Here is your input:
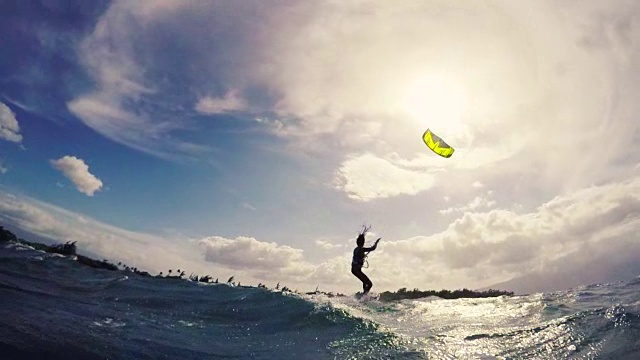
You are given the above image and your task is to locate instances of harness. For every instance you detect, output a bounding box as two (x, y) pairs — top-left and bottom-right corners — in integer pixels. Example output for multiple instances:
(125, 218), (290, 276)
(352, 248), (370, 269)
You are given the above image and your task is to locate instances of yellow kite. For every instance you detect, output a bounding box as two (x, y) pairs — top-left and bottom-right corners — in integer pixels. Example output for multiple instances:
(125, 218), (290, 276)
(422, 129), (454, 158)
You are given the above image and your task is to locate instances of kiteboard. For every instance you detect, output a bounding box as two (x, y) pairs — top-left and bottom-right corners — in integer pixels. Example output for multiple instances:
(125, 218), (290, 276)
(355, 292), (378, 301)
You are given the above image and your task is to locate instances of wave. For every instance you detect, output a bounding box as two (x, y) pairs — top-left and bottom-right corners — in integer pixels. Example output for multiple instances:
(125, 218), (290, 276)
(0, 243), (419, 359)
(3, 241), (640, 359)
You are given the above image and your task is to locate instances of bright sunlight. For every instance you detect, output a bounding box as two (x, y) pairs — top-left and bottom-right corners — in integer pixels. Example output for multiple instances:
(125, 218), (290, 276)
(400, 74), (468, 138)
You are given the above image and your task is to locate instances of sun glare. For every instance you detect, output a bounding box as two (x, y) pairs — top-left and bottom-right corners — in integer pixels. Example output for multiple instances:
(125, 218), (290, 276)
(401, 74), (467, 137)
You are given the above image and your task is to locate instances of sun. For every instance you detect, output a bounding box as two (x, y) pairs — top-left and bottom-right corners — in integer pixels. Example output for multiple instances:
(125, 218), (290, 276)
(400, 74), (468, 137)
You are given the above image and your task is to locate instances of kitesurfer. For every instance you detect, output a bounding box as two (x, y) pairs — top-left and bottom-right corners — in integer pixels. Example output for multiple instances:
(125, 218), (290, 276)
(351, 226), (380, 294)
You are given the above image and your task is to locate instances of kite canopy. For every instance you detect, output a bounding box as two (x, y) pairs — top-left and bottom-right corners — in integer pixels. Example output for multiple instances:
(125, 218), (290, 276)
(422, 129), (454, 158)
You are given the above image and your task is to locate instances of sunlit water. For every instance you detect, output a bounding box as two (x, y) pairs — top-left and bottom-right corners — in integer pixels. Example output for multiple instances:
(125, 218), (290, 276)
(1, 242), (639, 359)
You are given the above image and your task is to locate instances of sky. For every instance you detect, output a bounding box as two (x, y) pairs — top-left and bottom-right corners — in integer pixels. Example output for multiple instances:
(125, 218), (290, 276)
(1, 0), (639, 295)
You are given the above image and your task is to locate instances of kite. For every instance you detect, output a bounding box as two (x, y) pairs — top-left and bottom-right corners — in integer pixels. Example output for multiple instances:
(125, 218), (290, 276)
(422, 129), (454, 158)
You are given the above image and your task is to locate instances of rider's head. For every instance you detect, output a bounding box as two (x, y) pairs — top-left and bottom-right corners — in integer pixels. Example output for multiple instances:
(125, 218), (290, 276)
(356, 234), (365, 247)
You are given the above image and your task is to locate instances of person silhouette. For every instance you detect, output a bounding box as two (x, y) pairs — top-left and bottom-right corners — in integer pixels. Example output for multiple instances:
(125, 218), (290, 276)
(351, 225), (380, 294)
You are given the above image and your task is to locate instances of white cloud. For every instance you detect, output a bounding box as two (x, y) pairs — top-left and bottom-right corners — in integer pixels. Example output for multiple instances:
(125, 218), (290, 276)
(199, 236), (315, 281)
(0, 102), (22, 143)
(440, 195), (497, 215)
(0, 190), (353, 292)
(269, 0), (640, 202)
(315, 239), (342, 250)
(66, 1), (640, 206)
(0, 190), (304, 287)
(0, 161), (7, 174)
(367, 177), (640, 293)
(7, 0), (640, 295)
(334, 153), (436, 201)
(0, 190), (206, 277)
(242, 202), (257, 211)
(1, 176), (640, 294)
(66, 95), (184, 160)
(195, 90), (247, 114)
(50, 156), (103, 196)
(252, 1), (546, 153)
(66, 2), (208, 159)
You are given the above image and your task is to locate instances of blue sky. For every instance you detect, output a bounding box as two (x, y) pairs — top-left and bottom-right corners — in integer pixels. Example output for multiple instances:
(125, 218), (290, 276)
(1, 0), (640, 294)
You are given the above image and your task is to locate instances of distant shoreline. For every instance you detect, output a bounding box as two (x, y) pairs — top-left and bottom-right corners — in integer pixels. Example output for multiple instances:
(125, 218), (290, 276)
(0, 225), (513, 301)
(378, 287), (513, 302)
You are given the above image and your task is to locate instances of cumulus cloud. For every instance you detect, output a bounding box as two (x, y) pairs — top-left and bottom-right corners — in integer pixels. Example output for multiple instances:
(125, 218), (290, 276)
(199, 236), (314, 281)
(2, 175), (640, 294)
(315, 239), (342, 250)
(195, 90), (247, 114)
(333, 153), (437, 201)
(0, 190), (323, 291)
(0, 102), (22, 143)
(184, 176), (640, 293)
(0, 189), (359, 292)
(440, 194), (496, 215)
(362, 177), (640, 293)
(50, 156), (103, 196)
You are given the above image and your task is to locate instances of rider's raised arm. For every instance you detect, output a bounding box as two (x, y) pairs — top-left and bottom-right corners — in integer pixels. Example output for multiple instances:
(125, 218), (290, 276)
(364, 238), (381, 252)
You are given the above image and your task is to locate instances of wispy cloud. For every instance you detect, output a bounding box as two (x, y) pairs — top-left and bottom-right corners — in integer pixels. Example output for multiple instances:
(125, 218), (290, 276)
(440, 193), (496, 215)
(196, 90), (247, 115)
(0, 102), (22, 143)
(242, 202), (257, 211)
(66, 2), (207, 159)
(0, 190), (208, 277)
(50, 156), (103, 196)
(65, 1), (640, 205)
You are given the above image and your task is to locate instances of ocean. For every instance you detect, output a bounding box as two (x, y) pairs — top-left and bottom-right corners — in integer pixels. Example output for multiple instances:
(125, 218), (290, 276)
(1, 241), (640, 359)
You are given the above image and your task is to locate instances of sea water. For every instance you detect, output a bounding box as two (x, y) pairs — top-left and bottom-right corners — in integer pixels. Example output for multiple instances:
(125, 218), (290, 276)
(1, 242), (640, 359)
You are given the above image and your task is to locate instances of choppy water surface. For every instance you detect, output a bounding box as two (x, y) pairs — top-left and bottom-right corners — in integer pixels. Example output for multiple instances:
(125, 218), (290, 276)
(1, 242), (639, 359)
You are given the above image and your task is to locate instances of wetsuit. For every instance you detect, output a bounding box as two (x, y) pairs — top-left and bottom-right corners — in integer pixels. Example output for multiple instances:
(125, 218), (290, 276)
(351, 243), (377, 293)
